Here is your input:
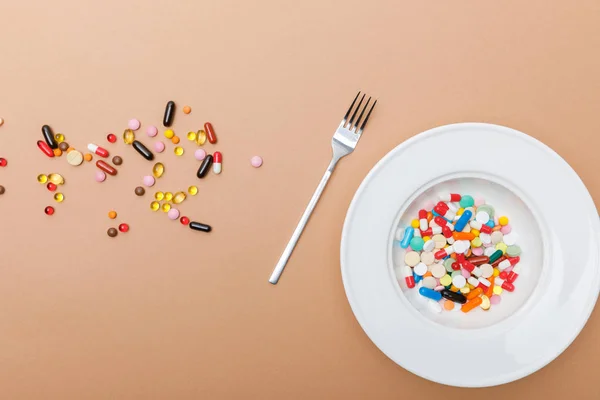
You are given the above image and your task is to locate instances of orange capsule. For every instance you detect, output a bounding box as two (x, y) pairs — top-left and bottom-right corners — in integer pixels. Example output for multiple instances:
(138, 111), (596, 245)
(485, 277), (495, 298)
(461, 297), (483, 313)
(493, 225), (502, 231)
(426, 211), (433, 222)
(453, 232), (475, 241)
(466, 287), (483, 300)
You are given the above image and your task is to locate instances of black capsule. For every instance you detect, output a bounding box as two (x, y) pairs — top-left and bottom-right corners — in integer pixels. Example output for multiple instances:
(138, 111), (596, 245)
(163, 100), (175, 127)
(196, 154), (213, 178)
(42, 125), (58, 149)
(189, 221), (212, 232)
(441, 289), (467, 304)
(132, 140), (154, 161)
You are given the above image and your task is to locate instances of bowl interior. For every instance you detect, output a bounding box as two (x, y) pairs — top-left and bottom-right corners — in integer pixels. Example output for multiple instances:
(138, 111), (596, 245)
(391, 175), (543, 329)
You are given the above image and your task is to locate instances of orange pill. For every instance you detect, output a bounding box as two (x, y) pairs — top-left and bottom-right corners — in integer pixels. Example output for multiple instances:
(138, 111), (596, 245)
(426, 211), (433, 222)
(183, 106), (191, 114)
(108, 210), (117, 219)
(450, 253), (457, 259)
(84, 153), (93, 162)
(466, 287), (483, 300)
(453, 232), (475, 241)
(461, 297), (482, 313)
(466, 248), (472, 257)
(423, 271), (433, 278)
(485, 277), (495, 298)
(443, 300), (455, 311)
(171, 135), (180, 144)
(53, 148), (62, 157)
(493, 225), (502, 231)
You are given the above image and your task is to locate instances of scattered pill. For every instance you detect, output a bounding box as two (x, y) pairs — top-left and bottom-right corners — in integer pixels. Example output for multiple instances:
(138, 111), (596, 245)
(180, 216), (190, 225)
(96, 160), (117, 176)
(128, 119), (141, 130)
(189, 221), (212, 232)
(118, 223), (129, 233)
(37, 174), (48, 184)
(42, 125), (58, 149)
(110, 156), (122, 166)
(107, 133), (117, 143)
(251, 156), (263, 168)
(183, 105), (191, 114)
(188, 186), (198, 195)
(213, 151), (222, 174)
(163, 101), (175, 127)
(123, 129), (135, 144)
(167, 208), (180, 220)
(38, 140), (54, 157)
(204, 122), (217, 144)
(88, 143), (109, 158)
(53, 148), (63, 157)
(84, 153), (93, 162)
(95, 171), (106, 182)
(155, 191), (164, 201)
(194, 149), (207, 161)
(44, 206), (55, 215)
(107, 227), (118, 237)
(134, 186), (145, 196)
(146, 126), (158, 137)
(48, 173), (65, 185)
(196, 129), (207, 145)
(164, 192), (173, 202)
(0, 185), (5, 195)
(164, 129), (174, 139)
(47, 182), (57, 191)
(143, 175), (155, 187)
(161, 203), (171, 212)
(197, 154), (213, 178)
(108, 211), (117, 219)
(132, 140), (154, 161)
(58, 142), (69, 152)
(172, 136), (181, 145)
(67, 150), (84, 166)
(150, 201), (160, 211)
(187, 131), (197, 141)
(173, 192), (186, 204)
(174, 146), (184, 156)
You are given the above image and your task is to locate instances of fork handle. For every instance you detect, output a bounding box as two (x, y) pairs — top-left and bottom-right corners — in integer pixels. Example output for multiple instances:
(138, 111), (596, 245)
(269, 159), (338, 284)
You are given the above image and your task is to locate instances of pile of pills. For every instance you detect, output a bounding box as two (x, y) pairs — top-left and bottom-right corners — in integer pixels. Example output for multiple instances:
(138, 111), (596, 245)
(106, 210), (130, 238)
(395, 194), (522, 313)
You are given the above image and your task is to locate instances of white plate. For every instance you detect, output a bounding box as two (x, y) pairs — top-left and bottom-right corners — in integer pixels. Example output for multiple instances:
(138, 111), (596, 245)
(340, 123), (600, 387)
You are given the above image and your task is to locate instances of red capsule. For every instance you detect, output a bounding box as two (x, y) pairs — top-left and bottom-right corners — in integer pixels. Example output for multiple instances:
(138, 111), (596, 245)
(180, 216), (190, 225)
(204, 122), (217, 144)
(491, 255), (507, 267)
(96, 160), (117, 176)
(442, 225), (453, 238)
(434, 216), (447, 226)
(88, 143), (109, 158)
(480, 224), (492, 234)
(499, 270), (508, 280)
(461, 260), (475, 273)
(441, 193), (461, 202)
(436, 202), (449, 212)
(47, 182), (57, 191)
(0, 158), (7, 167)
(118, 223), (129, 232)
(38, 140), (54, 157)
(501, 281), (515, 292)
(44, 206), (55, 215)
(107, 133), (117, 143)
(418, 209), (427, 219)
(507, 265), (521, 283)
(405, 276), (415, 289)
(506, 256), (520, 265)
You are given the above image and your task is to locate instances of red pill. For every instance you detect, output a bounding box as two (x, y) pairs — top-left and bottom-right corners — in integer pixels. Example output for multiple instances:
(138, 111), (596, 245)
(47, 182), (57, 191)
(107, 133), (117, 143)
(461, 260), (476, 273)
(38, 140), (54, 157)
(118, 223), (129, 232)
(501, 281), (515, 292)
(180, 216), (190, 225)
(44, 206), (55, 215)
(88, 143), (109, 158)
(405, 275), (415, 289)
(96, 160), (117, 176)
(499, 270), (508, 280)
(204, 122), (217, 144)
(440, 193), (461, 202)
(0, 158), (7, 167)
(442, 225), (453, 238)
(507, 265), (522, 283)
(451, 262), (460, 271)
(434, 216), (447, 226)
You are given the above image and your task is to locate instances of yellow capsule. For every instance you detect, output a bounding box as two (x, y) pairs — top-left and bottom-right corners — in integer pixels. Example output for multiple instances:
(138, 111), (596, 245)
(449, 285), (459, 292)
(188, 185), (198, 195)
(54, 133), (65, 143)
(470, 229), (480, 237)
(495, 242), (508, 254)
(123, 129), (136, 145)
(150, 201), (160, 211)
(457, 208), (464, 216)
(422, 236), (431, 242)
(152, 162), (165, 178)
(196, 129), (207, 145)
(155, 191), (165, 201)
(164, 192), (173, 202)
(493, 285), (503, 295)
(164, 129), (174, 139)
(48, 173), (65, 185)
(173, 191), (186, 204)
(187, 131), (197, 141)
(37, 174), (48, 184)
(411, 219), (419, 228)
(161, 203), (171, 212)
(53, 192), (64, 202)
(493, 268), (500, 277)
(480, 295), (491, 310)
(174, 146), (184, 156)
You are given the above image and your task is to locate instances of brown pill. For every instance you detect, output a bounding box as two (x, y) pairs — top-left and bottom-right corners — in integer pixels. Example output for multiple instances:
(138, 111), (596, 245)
(107, 227), (118, 238)
(467, 255), (489, 265)
(134, 186), (145, 196)
(491, 255), (507, 267)
(96, 160), (117, 176)
(58, 142), (70, 151)
(112, 156), (123, 166)
(0, 185), (5, 195)
(204, 122), (217, 144)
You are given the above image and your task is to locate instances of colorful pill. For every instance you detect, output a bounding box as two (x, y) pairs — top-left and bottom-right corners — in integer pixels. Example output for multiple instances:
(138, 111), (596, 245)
(37, 140), (54, 157)
(434, 245), (455, 259)
(404, 265), (415, 288)
(96, 160), (117, 176)
(132, 140), (154, 161)
(42, 125), (58, 149)
(189, 221), (212, 232)
(440, 193), (461, 202)
(213, 151), (222, 174)
(453, 231), (475, 241)
(204, 122), (217, 144)
(454, 210), (472, 232)
(88, 143), (109, 158)
(466, 287), (483, 300)
(400, 227), (414, 248)
(488, 249), (503, 264)
(163, 101), (175, 127)
(197, 154), (213, 178)
(469, 220), (492, 234)
(467, 255), (489, 265)
(419, 209), (428, 231)
(441, 289), (467, 304)
(419, 287), (442, 301)
(461, 297), (482, 313)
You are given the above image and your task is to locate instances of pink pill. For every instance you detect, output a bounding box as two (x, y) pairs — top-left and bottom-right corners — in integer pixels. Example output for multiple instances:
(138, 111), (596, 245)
(461, 269), (470, 278)
(128, 119), (141, 130)
(250, 156), (263, 168)
(501, 225), (512, 234)
(194, 149), (207, 161)
(474, 197), (485, 207)
(95, 171), (106, 182)
(406, 246), (412, 252)
(143, 175), (155, 187)
(490, 295), (501, 305)
(167, 208), (180, 220)
(434, 285), (444, 291)
(146, 125), (158, 137)
(423, 200), (435, 210)
(471, 247), (484, 256)
(154, 141), (165, 153)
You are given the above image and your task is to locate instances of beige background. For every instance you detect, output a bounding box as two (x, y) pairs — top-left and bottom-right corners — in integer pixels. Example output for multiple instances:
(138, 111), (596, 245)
(0, 0), (599, 398)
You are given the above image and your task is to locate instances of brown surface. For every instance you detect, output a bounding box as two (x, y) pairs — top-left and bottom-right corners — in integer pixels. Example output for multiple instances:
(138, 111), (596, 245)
(0, 1), (599, 399)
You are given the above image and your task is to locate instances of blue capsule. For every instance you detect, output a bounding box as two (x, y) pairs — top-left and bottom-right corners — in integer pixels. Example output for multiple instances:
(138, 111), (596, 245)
(400, 227), (414, 249)
(431, 210), (452, 222)
(413, 271), (422, 283)
(419, 287), (442, 301)
(454, 210), (472, 231)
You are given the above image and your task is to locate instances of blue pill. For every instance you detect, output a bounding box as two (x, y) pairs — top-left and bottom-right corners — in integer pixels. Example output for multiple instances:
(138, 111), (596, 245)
(410, 237), (425, 251)
(486, 220), (495, 228)
(413, 271), (422, 283)
(454, 210), (472, 231)
(432, 210), (452, 222)
(400, 227), (414, 249)
(419, 287), (442, 301)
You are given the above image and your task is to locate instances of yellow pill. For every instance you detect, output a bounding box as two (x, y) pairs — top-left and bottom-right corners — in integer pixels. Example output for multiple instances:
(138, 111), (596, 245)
(480, 295), (491, 310)
(188, 185), (198, 195)
(471, 237), (482, 248)
(152, 162), (165, 178)
(161, 203), (171, 212)
(467, 283), (475, 290)
(54, 133), (65, 143)
(495, 242), (508, 254)
(457, 208), (464, 215)
(499, 216), (509, 226)
(164, 192), (173, 202)
(37, 174), (48, 184)
(164, 129), (174, 139)
(196, 129), (207, 145)
(449, 285), (459, 292)
(493, 285), (503, 295)
(53, 193), (64, 202)
(123, 129), (136, 145)
(470, 229), (480, 237)
(440, 274), (452, 286)
(48, 173), (65, 185)
(174, 146), (184, 156)
(461, 286), (471, 294)
(411, 219), (419, 228)
(423, 236), (431, 242)
(108, 210), (117, 219)
(150, 201), (160, 211)
(187, 131), (197, 141)
(173, 191), (186, 204)
(493, 268), (500, 277)
(154, 191), (165, 201)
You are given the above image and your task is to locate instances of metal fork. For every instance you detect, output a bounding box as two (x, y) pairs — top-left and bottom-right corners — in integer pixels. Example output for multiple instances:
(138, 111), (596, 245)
(269, 92), (377, 284)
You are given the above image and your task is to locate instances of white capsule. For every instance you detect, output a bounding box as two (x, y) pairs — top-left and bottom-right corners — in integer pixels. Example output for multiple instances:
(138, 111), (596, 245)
(213, 163), (222, 174)
(498, 259), (512, 271)
(478, 277), (491, 288)
(403, 265), (413, 278)
(467, 277), (480, 287)
(419, 218), (428, 231)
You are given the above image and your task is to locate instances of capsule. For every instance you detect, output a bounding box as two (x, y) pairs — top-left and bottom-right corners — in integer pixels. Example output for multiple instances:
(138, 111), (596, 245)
(441, 289), (467, 304)
(88, 143), (109, 158)
(440, 193), (461, 202)
(123, 129), (136, 145)
(434, 201), (456, 220)
(418, 287), (442, 301)
(42, 125), (58, 149)
(469, 219), (492, 234)
(453, 232), (475, 241)
(173, 191), (186, 204)
(420, 226), (442, 237)
(403, 265), (415, 288)
(132, 140), (154, 161)
(48, 173), (65, 185)
(453, 209), (472, 231)
(418, 209), (428, 231)
(189, 221), (212, 232)
(213, 152), (222, 174)
(152, 162), (165, 178)
(37, 140), (54, 157)
(498, 256), (520, 271)
(461, 297), (482, 313)
(488, 249), (503, 264)
(467, 255), (489, 265)
(434, 245), (454, 259)
(196, 154), (213, 178)
(96, 160), (117, 176)
(163, 100), (175, 127)
(196, 129), (207, 145)
(204, 122), (217, 144)
(460, 259), (476, 273)
(399, 227), (414, 249)
(492, 255), (507, 268)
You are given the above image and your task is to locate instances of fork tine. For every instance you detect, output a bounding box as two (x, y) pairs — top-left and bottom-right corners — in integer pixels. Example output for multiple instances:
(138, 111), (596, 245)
(342, 92), (361, 125)
(356, 99), (377, 135)
(348, 94), (365, 129)
(353, 97), (371, 131)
